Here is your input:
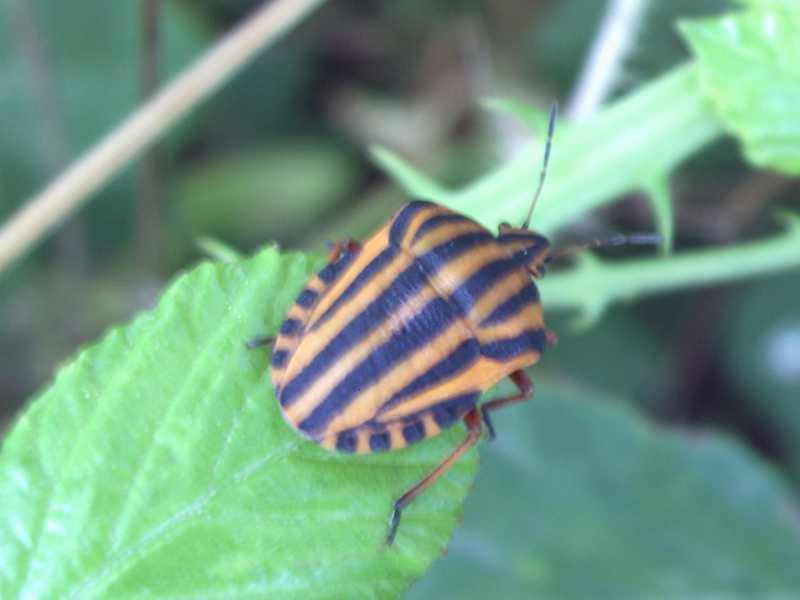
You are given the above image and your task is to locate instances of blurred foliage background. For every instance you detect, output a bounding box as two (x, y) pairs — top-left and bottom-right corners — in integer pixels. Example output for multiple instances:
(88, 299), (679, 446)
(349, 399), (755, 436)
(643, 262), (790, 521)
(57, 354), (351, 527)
(1, 0), (800, 597)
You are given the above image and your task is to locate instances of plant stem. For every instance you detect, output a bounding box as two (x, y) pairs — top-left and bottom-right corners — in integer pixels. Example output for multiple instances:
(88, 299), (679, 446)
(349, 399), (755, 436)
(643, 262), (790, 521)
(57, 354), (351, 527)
(540, 215), (800, 318)
(0, 0), (327, 275)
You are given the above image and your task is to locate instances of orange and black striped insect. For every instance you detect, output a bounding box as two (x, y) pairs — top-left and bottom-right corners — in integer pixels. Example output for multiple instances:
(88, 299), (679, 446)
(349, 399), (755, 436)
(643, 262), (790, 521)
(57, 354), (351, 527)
(268, 106), (558, 545)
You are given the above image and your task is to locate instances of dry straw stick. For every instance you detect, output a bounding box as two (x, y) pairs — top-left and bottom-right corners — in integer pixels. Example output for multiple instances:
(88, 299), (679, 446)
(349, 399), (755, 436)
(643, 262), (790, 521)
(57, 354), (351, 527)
(566, 0), (650, 121)
(0, 0), (327, 273)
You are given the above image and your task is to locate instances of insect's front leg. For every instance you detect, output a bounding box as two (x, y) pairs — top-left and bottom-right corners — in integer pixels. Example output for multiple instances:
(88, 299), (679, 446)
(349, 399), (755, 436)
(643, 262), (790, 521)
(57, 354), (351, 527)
(480, 370), (533, 441)
(327, 239), (362, 263)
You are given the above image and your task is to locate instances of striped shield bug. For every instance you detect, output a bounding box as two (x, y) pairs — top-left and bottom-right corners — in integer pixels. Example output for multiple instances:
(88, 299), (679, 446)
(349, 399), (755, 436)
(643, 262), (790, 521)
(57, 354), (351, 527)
(267, 105), (559, 545)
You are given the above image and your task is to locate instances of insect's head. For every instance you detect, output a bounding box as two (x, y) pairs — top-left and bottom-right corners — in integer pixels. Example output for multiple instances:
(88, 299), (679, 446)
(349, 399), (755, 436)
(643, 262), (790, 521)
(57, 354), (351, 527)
(497, 224), (551, 277)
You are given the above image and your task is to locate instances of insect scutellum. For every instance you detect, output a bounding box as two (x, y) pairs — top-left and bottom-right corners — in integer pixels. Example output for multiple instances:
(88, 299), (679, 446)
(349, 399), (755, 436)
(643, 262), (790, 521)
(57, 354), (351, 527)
(495, 101), (557, 278)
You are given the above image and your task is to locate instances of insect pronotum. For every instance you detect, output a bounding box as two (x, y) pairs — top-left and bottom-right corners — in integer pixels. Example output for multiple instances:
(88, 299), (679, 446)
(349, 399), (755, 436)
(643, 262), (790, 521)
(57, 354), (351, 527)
(267, 104), (559, 545)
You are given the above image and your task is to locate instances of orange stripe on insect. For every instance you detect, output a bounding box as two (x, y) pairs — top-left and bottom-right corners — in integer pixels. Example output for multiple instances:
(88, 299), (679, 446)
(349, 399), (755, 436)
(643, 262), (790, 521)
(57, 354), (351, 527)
(307, 226), (390, 327)
(386, 422), (407, 451)
(355, 428), (372, 454)
(467, 270), (532, 324)
(421, 411), (440, 438)
(282, 252), (416, 387)
(410, 220), (488, 254)
(282, 283), (440, 425)
(478, 306), (544, 343)
(319, 435), (336, 451)
(322, 319), (474, 434)
(421, 244), (502, 298)
(396, 203), (449, 248)
(375, 371), (481, 423)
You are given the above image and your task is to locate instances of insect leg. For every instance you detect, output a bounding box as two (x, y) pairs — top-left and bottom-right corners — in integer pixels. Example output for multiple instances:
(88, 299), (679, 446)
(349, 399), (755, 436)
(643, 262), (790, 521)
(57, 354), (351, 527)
(327, 238), (362, 262)
(480, 370), (532, 441)
(386, 409), (482, 546)
(244, 334), (274, 349)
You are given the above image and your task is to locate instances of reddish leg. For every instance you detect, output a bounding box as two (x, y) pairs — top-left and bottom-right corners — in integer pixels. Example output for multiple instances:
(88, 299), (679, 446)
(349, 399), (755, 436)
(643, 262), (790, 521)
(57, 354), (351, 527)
(327, 238), (361, 262)
(480, 370), (533, 441)
(386, 409), (483, 546)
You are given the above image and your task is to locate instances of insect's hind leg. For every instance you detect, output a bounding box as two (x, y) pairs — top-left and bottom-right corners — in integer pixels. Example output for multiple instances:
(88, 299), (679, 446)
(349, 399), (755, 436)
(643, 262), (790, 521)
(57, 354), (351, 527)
(480, 370), (533, 441)
(386, 409), (482, 546)
(245, 334), (274, 349)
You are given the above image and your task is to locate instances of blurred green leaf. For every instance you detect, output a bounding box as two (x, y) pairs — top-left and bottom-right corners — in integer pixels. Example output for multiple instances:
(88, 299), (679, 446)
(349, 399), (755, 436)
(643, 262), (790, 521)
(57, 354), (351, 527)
(679, 5), (800, 174)
(0, 1), (205, 233)
(473, 87), (681, 256)
(622, 0), (731, 86)
(192, 39), (317, 143)
(368, 146), (448, 201)
(724, 269), (800, 480)
(642, 174), (674, 254)
(411, 380), (800, 599)
(171, 142), (359, 252)
(196, 237), (243, 263)
(0, 248), (476, 598)
(375, 65), (720, 237)
(542, 309), (667, 409)
(735, 0), (798, 10)
(528, 0), (606, 93)
(480, 98), (549, 136)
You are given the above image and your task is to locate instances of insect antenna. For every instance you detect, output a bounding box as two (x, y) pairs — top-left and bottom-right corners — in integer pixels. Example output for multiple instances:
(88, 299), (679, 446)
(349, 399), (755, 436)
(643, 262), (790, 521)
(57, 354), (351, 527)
(552, 232), (661, 261)
(521, 102), (558, 229)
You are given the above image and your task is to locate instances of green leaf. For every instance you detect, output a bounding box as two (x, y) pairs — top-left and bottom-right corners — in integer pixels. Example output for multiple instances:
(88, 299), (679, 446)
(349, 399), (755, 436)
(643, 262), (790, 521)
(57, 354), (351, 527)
(679, 6), (800, 174)
(410, 380), (800, 598)
(372, 67), (719, 239)
(171, 142), (359, 250)
(480, 98), (549, 136)
(0, 1), (205, 229)
(642, 174), (674, 254)
(735, 0), (798, 11)
(0, 248), (476, 598)
(448, 65), (721, 235)
(195, 237), (243, 263)
(368, 146), (448, 201)
(541, 309), (668, 409)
